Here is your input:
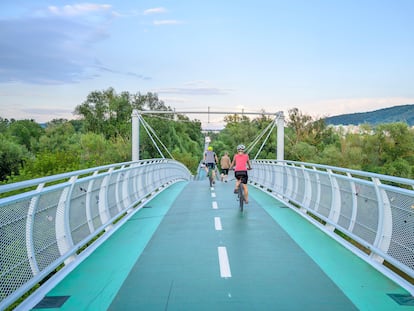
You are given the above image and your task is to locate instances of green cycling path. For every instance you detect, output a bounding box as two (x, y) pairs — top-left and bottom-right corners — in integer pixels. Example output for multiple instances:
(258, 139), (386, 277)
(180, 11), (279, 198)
(33, 180), (413, 311)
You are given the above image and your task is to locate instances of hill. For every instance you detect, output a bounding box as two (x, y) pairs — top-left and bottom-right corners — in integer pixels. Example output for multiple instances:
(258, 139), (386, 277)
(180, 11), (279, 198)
(324, 104), (414, 126)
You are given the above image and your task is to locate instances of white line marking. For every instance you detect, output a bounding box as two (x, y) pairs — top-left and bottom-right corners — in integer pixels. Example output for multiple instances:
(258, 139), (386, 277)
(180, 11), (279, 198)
(214, 217), (222, 230)
(212, 201), (218, 209)
(211, 192), (216, 198)
(218, 246), (232, 278)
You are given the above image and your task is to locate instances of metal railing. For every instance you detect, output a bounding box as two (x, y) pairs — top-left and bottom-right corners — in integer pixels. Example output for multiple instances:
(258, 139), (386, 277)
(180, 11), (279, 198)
(250, 160), (414, 294)
(0, 159), (192, 310)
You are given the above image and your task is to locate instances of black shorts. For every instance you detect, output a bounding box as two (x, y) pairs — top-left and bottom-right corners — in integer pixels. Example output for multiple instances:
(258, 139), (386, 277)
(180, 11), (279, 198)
(206, 163), (215, 169)
(235, 171), (248, 184)
(221, 168), (229, 175)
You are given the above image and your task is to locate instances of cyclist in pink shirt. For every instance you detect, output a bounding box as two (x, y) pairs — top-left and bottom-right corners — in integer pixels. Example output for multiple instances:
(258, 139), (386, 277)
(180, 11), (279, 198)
(230, 144), (252, 203)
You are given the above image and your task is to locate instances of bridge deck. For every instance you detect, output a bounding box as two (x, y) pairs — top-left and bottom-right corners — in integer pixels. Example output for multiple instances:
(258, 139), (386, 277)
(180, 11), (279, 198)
(31, 180), (412, 310)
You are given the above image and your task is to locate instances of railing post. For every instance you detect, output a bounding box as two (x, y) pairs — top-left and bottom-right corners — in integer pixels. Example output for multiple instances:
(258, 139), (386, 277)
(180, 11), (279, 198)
(132, 109), (140, 161)
(276, 111), (284, 161)
(371, 177), (393, 264)
(56, 176), (77, 265)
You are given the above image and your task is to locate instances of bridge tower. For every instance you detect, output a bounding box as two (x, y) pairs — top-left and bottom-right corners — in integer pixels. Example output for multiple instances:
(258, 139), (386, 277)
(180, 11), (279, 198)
(131, 109), (285, 162)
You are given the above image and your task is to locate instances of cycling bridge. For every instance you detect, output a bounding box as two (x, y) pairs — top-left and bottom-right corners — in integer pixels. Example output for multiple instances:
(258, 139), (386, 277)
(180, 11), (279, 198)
(1, 159), (414, 311)
(1, 110), (414, 310)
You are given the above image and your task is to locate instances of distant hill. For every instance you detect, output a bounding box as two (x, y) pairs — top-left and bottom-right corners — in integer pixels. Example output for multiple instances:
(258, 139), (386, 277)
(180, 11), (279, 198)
(324, 104), (414, 126)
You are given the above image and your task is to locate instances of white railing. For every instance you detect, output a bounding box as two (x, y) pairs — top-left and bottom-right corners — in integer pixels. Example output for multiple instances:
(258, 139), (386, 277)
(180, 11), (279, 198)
(0, 159), (192, 310)
(250, 159), (414, 295)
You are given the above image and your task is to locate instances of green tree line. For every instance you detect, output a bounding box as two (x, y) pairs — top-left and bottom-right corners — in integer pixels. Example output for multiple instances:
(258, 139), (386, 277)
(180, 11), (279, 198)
(0, 88), (205, 184)
(209, 107), (414, 179)
(1, 89), (414, 184)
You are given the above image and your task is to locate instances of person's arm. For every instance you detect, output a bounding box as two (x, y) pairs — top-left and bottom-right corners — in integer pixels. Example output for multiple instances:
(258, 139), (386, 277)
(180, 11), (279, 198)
(230, 157), (235, 169)
(247, 156), (251, 169)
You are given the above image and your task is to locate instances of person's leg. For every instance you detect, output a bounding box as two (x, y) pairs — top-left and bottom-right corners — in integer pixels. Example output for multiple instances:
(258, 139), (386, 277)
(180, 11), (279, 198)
(234, 173), (241, 193)
(243, 183), (248, 203)
(212, 167), (216, 184)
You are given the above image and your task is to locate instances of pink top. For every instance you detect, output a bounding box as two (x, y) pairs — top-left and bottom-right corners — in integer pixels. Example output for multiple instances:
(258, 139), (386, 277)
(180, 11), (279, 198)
(234, 153), (250, 171)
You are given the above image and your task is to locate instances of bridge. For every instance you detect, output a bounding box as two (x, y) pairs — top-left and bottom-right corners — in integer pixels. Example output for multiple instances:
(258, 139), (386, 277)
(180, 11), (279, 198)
(1, 111), (414, 310)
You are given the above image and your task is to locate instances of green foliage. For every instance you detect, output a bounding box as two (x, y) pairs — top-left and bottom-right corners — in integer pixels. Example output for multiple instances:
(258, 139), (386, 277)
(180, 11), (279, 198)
(5, 119), (44, 151)
(2, 96), (414, 183)
(140, 115), (203, 173)
(17, 151), (81, 180)
(0, 134), (29, 181)
(207, 108), (414, 179)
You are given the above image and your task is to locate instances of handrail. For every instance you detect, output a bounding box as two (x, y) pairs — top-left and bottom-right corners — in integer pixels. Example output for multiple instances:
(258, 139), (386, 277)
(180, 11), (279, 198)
(0, 159), (192, 310)
(249, 159), (414, 295)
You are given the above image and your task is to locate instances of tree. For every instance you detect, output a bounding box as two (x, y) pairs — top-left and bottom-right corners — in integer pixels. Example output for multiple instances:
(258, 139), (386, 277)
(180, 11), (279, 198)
(8, 119), (44, 151)
(74, 89), (173, 139)
(0, 134), (28, 181)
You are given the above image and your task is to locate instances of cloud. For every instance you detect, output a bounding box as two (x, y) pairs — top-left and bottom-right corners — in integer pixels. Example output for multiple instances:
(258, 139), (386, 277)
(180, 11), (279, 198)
(144, 7), (167, 15)
(0, 4), (116, 84)
(47, 4), (112, 17)
(143, 7), (183, 26)
(23, 107), (73, 115)
(95, 65), (151, 80)
(153, 20), (183, 25)
(155, 86), (232, 96)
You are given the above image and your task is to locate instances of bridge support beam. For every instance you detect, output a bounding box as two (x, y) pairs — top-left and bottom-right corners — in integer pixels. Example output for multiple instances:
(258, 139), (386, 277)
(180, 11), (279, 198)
(132, 109), (140, 161)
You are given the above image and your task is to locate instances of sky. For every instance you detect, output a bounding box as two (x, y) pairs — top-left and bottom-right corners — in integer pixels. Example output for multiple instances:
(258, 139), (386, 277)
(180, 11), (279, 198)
(1, 1), (414, 128)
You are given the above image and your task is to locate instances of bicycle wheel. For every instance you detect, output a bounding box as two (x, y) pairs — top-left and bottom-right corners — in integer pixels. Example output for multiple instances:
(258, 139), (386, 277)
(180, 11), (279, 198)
(208, 169), (213, 187)
(238, 185), (244, 212)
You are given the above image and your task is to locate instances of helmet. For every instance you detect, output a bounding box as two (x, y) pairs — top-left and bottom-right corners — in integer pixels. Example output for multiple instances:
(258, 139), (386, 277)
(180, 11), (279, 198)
(207, 146), (213, 151)
(237, 144), (245, 151)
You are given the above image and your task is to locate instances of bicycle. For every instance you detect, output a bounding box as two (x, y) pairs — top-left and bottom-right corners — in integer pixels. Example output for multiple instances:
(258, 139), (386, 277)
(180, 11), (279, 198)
(207, 165), (216, 187)
(233, 168), (251, 212)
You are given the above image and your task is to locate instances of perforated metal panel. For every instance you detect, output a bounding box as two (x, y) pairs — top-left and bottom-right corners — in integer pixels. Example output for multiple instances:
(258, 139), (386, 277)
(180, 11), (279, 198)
(0, 199), (32, 301)
(386, 189), (414, 270)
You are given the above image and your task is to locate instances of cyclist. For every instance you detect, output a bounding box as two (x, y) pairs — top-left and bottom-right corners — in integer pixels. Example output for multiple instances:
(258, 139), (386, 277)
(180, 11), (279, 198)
(230, 144), (252, 203)
(204, 146), (218, 183)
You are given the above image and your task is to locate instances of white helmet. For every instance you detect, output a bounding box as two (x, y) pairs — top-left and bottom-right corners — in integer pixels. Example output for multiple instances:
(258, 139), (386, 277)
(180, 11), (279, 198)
(237, 144), (245, 151)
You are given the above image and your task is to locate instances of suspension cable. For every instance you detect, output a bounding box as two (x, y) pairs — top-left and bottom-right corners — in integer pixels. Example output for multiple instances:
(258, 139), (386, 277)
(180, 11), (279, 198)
(139, 115), (165, 158)
(246, 120), (274, 152)
(245, 118), (276, 154)
(254, 119), (277, 160)
(139, 115), (175, 159)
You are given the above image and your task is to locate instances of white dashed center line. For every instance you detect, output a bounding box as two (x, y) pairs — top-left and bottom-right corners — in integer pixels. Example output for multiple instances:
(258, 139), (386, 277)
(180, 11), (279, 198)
(217, 246), (232, 278)
(212, 201), (218, 209)
(214, 217), (222, 230)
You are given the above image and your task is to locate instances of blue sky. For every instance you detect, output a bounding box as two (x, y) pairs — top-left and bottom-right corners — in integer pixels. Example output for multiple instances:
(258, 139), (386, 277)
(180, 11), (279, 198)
(1, 1), (413, 127)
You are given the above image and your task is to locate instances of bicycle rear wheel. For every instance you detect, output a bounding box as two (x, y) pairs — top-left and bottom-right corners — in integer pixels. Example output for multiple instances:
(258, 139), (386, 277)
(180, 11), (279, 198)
(238, 185), (244, 212)
(208, 169), (213, 187)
